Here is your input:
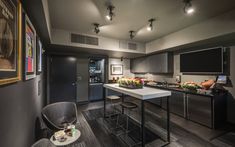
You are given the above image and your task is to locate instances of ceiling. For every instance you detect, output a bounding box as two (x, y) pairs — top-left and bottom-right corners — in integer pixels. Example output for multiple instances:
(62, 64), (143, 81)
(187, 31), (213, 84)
(48, 0), (235, 43)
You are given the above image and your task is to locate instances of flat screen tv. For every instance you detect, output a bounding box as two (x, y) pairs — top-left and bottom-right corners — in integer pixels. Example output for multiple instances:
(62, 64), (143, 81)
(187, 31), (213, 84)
(180, 47), (224, 74)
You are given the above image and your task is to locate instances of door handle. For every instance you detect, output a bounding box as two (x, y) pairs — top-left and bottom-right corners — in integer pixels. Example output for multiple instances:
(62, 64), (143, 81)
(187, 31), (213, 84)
(72, 83), (76, 86)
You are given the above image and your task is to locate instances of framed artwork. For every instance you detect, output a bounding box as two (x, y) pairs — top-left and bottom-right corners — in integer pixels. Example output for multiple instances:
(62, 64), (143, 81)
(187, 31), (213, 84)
(111, 64), (123, 75)
(0, 0), (21, 85)
(23, 13), (36, 80)
(36, 36), (42, 74)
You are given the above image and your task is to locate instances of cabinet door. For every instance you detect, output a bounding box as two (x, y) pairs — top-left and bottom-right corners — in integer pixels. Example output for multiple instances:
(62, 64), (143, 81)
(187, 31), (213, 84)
(147, 52), (174, 73)
(187, 94), (212, 128)
(147, 53), (166, 73)
(170, 91), (185, 117)
(161, 91), (185, 117)
(131, 57), (148, 73)
(89, 84), (103, 101)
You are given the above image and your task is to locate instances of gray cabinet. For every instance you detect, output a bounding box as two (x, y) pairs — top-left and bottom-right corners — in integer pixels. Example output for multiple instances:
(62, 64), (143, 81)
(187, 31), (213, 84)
(131, 52), (173, 73)
(162, 91), (185, 117)
(130, 57), (148, 73)
(89, 83), (103, 101)
(147, 53), (173, 73)
(187, 94), (212, 128)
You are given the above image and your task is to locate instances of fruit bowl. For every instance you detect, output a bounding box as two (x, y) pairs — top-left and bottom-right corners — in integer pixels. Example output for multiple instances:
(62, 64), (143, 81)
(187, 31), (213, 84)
(118, 78), (144, 89)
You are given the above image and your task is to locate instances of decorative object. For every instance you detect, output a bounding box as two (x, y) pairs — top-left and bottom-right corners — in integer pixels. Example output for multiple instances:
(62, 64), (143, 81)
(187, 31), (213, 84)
(181, 82), (200, 91)
(36, 36), (42, 74)
(0, 0), (21, 85)
(23, 13), (36, 80)
(111, 64), (123, 75)
(118, 78), (144, 89)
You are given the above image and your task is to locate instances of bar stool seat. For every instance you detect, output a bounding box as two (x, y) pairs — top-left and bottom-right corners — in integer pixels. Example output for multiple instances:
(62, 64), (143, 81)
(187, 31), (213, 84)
(106, 95), (120, 100)
(120, 102), (138, 109)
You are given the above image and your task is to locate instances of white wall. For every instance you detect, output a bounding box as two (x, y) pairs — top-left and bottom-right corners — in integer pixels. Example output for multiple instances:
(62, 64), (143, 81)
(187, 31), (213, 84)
(146, 9), (235, 53)
(108, 58), (134, 80)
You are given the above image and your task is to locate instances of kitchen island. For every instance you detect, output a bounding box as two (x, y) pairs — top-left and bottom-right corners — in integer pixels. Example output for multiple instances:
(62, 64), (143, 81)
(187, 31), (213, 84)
(103, 83), (171, 147)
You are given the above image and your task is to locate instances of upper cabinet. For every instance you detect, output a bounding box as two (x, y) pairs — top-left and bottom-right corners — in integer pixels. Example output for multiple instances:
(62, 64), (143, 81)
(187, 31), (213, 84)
(131, 52), (173, 74)
(130, 57), (148, 73)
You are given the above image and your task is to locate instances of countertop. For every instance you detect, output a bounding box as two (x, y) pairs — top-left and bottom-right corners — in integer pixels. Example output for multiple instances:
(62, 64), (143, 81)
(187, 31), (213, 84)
(103, 83), (171, 100)
(145, 84), (226, 97)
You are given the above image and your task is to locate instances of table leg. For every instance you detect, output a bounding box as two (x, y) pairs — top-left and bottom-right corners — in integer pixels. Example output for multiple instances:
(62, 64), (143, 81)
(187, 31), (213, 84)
(141, 100), (145, 147)
(103, 87), (106, 118)
(167, 96), (170, 142)
(121, 93), (124, 114)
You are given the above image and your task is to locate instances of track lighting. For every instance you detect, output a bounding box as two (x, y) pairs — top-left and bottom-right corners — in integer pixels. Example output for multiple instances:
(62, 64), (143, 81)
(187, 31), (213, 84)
(183, 0), (195, 14)
(93, 23), (100, 34)
(129, 30), (135, 39)
(147, 18), (155, 31)
(106, 4), (115, 21)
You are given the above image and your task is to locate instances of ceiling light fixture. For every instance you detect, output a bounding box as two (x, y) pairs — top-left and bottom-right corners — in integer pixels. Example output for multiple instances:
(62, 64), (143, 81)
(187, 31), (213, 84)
(106, 4), (115, 21)
(183, 0), (195, 15)
(93, 23), (100, 34)
(129, 30), (135, 39)
(147, 18), (155, 31)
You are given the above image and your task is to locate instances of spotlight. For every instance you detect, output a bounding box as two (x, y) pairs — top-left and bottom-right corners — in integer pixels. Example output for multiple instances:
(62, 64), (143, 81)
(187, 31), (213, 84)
(183, 0), (195, 14)
(147, 18), (155, 31)
(129, 30), (135, 39)
(106, 4), (115, 21)
(93, 23), (100, 34)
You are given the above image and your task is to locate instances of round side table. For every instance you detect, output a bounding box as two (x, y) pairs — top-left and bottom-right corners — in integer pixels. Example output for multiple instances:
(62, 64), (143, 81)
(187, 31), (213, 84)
(50, 129), (81, 146)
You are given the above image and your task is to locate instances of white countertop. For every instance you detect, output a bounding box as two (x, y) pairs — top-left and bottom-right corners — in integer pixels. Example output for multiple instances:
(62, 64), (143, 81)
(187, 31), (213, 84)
(104, 84), (171, 100)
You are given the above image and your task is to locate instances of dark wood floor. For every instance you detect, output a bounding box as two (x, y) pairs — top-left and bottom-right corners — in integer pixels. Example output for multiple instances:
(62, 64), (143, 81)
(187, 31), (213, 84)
(73, 100), (235, 147)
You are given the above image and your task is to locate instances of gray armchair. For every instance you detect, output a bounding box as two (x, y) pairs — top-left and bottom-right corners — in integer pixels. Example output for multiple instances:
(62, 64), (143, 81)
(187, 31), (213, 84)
(42, 102), (78, 131)
(31, 138), (55, 147)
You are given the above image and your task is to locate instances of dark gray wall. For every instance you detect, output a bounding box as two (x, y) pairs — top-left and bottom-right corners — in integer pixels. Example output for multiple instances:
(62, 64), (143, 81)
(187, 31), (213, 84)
(0, 74), (45, 147)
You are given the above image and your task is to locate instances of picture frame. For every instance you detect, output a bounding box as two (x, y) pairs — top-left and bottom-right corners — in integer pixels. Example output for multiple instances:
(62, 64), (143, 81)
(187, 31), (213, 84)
(22, 13), (36, 80)
(111, 64), (123, 75)
(0, 0), (21, 85)
(36, 36), (42, 74)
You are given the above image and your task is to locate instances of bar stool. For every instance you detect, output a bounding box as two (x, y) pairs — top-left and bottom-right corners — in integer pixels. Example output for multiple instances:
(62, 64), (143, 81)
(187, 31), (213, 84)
(106, 95), (121, 119)
(117, 101), (138, 133)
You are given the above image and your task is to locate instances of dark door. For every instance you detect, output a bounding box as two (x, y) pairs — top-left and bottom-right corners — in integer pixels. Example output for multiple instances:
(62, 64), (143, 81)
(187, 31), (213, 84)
(50, 56), (77, 103)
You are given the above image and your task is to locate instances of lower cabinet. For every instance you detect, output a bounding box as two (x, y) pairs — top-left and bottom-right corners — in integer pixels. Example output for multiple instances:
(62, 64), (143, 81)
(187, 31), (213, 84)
(187, 94), (212, 128)
(162, 91), (185, 117)
(89, 83), (103, 101)
(159, 88), (227, 129)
